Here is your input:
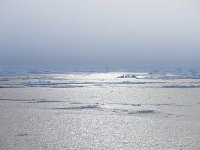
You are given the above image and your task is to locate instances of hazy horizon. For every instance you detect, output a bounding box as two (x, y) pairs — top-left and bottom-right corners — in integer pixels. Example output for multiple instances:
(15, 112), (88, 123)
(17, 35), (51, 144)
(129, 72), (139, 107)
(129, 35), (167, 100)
(0, 0), (200, 66)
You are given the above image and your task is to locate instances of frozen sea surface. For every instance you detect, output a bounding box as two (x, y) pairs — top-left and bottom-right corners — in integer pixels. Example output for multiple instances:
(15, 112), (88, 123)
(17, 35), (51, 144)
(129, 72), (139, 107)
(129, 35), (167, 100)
(0, 66), (200, 150)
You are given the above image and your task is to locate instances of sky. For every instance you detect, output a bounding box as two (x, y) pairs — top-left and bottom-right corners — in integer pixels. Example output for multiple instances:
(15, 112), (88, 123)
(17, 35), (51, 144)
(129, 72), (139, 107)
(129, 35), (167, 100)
(0, 0), (200, 66)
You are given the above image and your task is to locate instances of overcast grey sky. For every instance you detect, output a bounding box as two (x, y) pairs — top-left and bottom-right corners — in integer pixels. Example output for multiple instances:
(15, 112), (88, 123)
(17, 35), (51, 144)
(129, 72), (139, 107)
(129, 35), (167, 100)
(0, 0), (200, 66)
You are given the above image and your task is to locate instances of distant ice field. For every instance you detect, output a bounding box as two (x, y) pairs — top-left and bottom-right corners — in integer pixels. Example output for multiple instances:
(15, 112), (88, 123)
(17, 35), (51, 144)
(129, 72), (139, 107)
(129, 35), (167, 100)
(0, 66), (200, 149)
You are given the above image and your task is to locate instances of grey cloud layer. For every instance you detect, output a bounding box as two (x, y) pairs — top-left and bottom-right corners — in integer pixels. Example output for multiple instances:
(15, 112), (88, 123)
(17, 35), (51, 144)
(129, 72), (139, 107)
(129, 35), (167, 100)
(0, 0), (200, 65)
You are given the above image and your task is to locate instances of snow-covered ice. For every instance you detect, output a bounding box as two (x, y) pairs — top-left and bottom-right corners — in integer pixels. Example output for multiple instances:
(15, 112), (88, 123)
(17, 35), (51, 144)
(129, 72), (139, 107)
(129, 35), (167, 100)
(0, 67), (200, 149)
